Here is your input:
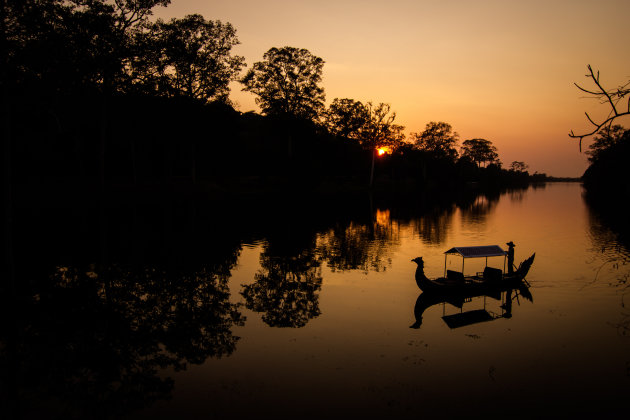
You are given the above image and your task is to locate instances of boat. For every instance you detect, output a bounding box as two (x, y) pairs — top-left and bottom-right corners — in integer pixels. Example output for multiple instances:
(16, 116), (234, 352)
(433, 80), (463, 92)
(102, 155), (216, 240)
(411, 244), (535, 294)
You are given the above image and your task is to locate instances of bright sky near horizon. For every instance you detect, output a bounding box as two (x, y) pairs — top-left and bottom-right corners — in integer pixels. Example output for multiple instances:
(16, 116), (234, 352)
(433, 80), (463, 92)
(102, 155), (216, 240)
(154, 0), (630, 177)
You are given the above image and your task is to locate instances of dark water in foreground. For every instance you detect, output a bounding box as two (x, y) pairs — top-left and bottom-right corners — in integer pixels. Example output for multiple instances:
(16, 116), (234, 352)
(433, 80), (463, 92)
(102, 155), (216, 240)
(3, 183), (630, 418)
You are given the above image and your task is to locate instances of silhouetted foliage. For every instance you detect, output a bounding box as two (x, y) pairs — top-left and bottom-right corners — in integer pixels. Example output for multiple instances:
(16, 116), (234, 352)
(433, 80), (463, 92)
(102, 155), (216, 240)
(460, 138), (499, 168)
(411, 121), (459, 161)
(5, 0), (170, 95)
(582, 127), (630, 198)
(4, 1), (246, 103)
(510, 161), (529, 173)
(130, 14), (245, 102)
(356, 101), (406, 151)
(241, 46), (325, 121)
(570, 65), (630, 203)
(3, 2), (541, 196)
(585, 124), (626, 163)
(324, 98), (369, 140)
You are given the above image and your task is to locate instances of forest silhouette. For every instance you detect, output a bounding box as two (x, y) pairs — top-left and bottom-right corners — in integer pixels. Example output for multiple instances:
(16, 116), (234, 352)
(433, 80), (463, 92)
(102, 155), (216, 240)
(2, 0), (554, 199)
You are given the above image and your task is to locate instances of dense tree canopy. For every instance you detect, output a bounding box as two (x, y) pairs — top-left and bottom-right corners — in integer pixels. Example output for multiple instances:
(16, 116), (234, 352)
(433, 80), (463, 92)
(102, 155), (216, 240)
(324, 99), (404, 152)
(582, 127), (630, 195)
(411, 121), (459, 160)
(585, 125), (626, 163)
(4, 1), (246, 102)
(324, 98), (369, 140)
(5, 0), (121, 93)
(460, 138), (499, 167)
(240, 46), (325, 121)
(130, 14), (245, 103)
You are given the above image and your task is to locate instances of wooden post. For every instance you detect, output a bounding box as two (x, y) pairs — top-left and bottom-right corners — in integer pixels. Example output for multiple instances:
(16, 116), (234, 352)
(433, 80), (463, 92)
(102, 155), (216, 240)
(444, 254), (447, 278)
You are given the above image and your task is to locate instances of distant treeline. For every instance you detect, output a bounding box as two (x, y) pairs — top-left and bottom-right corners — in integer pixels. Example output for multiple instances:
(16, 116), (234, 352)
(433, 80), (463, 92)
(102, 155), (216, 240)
(7, 92), (546, 194)
(3, 1), (548, 194)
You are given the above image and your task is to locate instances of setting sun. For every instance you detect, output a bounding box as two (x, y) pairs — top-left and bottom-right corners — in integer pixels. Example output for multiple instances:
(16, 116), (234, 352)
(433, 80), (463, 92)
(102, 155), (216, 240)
(377, 147), (392, 156)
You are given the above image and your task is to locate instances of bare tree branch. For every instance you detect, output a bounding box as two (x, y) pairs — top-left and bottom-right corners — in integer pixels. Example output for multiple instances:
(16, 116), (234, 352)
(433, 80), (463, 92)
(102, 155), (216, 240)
(569, 65), (630, 151)
(585, 112), (598, 127)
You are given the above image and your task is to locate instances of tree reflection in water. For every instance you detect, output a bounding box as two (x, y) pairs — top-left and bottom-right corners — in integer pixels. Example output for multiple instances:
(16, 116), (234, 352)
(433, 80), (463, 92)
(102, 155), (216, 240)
(1, 263), (245, 418)
(458, 192), (500, 227)
(585, 195), (630, 337)
(243, 206), (404, 327)
(242, 245), (322, 328)
(508, 187), (527, 203)
(317, 209), (398, 273)
(1, 189), (536, 416)
(409, 205), (456, 245)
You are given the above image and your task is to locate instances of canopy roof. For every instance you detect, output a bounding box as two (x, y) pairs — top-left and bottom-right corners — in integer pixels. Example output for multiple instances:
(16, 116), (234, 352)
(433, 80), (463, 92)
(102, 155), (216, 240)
(442, 309), (494, 329)
(444, 245), (506, 258)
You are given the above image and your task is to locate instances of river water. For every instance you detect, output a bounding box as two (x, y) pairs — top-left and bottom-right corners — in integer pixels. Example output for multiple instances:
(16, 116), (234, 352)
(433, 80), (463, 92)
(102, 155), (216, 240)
(5, 182), (630, 418)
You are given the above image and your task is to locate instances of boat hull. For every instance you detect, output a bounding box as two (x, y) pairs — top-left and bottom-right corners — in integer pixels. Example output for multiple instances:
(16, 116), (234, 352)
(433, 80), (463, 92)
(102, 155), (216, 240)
(414, 253), (535, 294)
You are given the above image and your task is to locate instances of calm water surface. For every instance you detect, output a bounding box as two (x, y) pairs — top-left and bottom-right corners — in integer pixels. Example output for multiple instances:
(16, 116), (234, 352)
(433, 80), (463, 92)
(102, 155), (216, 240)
(5, 183), (630, 418)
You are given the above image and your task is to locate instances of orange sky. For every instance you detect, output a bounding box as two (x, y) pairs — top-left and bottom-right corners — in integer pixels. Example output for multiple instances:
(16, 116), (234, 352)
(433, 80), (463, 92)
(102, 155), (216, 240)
(154, 0), (630, 177)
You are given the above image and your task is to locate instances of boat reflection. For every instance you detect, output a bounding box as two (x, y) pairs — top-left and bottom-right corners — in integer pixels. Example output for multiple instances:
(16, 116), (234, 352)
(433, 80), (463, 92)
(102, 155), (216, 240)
(410, 283), (533, 329)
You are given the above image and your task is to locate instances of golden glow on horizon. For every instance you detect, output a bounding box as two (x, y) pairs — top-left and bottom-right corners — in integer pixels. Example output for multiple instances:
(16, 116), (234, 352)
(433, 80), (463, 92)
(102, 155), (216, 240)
(154, 0), (630, 177)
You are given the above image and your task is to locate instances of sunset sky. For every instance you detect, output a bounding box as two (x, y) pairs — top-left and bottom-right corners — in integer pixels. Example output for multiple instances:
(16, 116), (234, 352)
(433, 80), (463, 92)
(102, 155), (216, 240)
(154, 0), (630, 177)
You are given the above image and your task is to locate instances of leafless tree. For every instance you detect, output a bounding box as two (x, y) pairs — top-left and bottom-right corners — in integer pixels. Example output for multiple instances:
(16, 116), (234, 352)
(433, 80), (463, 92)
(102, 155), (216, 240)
(570, 64), (630, 150)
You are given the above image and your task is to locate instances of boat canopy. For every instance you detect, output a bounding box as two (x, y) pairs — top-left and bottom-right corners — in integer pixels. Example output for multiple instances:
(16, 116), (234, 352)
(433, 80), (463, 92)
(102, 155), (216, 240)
(444, 245), (506, 258)
(442, 309), (495, 329)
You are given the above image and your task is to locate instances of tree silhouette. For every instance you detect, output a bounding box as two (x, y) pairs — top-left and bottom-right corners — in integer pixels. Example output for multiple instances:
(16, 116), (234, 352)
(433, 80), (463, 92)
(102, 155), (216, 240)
(349, 102), (406, 187)
(324, 98), (369, 140)
(411, 121), (459, 161)
(86, 0), (171, 91)
(240, 46), (325, 121)
(509, 161), (529, 172)
(131, 14), (245, 103)
(5, 0), (115, 93)
(356, 102), (406, 151)
(582, 128), (630, 196)
(460, 138), (499, 168)
(570, 64), (630, 150)
(585, 124), (626, 163)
